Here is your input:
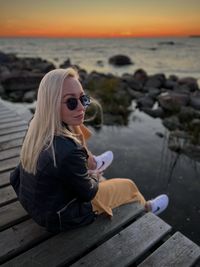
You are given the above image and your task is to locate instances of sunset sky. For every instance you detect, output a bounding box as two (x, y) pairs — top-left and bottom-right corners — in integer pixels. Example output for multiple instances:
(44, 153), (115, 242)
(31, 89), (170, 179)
(1, 0), (200, 38)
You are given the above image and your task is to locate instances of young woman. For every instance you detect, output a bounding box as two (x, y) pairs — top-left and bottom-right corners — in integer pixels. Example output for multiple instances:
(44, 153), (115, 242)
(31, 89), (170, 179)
(10, 68), (168, 233)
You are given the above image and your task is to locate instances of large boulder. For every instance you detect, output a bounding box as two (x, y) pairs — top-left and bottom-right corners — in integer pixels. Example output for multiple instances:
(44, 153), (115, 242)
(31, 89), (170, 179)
(158, 92), (189, 112)
(109, 55), (132, 66)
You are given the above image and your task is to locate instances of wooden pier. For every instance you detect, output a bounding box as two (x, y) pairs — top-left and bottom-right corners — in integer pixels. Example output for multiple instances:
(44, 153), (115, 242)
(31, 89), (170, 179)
(0, 101), (200, 267)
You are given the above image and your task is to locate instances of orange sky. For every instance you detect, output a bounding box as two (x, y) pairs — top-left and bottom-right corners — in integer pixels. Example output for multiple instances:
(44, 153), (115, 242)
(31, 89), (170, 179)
(1, 0), (200, 38)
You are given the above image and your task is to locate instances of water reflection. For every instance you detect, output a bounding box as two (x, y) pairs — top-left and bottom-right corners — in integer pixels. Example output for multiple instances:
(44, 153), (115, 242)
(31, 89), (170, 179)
(88, 108), (200, 245)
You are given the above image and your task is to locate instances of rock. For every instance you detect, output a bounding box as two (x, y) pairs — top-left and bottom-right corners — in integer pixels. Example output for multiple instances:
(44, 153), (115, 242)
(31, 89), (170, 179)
(23, 90), (36, 103)
(156, 132), (165, 138)
(108, 55), (132, 66)
(158, 41), (175, 45)
(163, 116), (182, 131)
(145, 73), (166, 89)
(0, 84), (5, 95)
(2, 72), (43, 92)
(190, 95), (200, 110)
(178, 77), (199, 91)
(158, 92), (189, 112)
(96, 60), (104, 67)
(136, 95), (155, 109)
(178, 106), (197, 123)
(121, 74), (143, 91)
(59, 58), (71, 68)
(164, 79), (177, 90)
(133, 69), (148, 85)
(142, 107), (164, 118)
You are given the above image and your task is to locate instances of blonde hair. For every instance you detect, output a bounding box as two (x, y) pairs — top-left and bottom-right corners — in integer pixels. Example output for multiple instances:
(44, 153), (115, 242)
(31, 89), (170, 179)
(20, 68), (79, 174)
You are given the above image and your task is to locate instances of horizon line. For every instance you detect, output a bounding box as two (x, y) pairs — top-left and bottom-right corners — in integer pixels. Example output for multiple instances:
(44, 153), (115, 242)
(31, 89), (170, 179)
(0, 34), (198, 39)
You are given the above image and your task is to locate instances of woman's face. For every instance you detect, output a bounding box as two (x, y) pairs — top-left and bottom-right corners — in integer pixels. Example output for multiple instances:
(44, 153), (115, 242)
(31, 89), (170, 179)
(61, 76), (85, 126)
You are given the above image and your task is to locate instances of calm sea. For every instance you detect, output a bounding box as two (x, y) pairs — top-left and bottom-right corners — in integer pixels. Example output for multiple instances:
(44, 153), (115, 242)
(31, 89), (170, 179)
(0, 37), (200, 245)
(0, 37), (200, 79)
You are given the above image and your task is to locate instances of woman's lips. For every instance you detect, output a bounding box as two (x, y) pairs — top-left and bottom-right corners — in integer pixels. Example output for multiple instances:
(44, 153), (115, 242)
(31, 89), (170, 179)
(74, 113), (84, 120)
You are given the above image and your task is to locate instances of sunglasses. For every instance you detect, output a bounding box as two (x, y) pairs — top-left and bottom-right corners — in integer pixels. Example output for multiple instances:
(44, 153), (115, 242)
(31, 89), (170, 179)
(63, 95), (91, 110)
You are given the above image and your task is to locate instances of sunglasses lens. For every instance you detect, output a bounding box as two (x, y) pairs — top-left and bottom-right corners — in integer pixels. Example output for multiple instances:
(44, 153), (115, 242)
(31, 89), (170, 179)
(80, 95), (90, 107)
(65, 95), (90, 110)
(66, 98), (78, 110)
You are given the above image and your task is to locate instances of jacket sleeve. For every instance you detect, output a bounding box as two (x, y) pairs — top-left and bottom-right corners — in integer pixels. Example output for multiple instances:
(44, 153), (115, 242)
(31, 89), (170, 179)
(10, 164), (20, 196)
(58, 147), (99, 202)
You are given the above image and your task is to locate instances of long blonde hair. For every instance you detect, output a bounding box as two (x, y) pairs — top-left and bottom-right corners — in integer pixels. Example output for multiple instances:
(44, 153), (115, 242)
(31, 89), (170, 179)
(20, 68), (79, 174)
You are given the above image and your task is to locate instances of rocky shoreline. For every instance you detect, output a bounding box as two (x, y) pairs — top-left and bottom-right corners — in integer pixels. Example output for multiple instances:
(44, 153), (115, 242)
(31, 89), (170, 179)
(0, 51), (200, 161)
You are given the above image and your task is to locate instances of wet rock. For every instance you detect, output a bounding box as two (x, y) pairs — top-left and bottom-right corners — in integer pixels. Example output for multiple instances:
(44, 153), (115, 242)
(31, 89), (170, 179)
(108, 55), (132, 66)
(142, 107), (164, 118)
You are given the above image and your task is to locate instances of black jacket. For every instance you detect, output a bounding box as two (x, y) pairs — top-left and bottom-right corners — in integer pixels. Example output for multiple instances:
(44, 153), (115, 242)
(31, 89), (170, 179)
(10, 135), (99, 232)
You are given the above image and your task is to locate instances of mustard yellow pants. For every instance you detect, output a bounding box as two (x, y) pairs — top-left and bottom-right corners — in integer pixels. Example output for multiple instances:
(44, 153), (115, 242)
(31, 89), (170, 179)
(91, 178), (146, 217)
(71, 125), (146, 217)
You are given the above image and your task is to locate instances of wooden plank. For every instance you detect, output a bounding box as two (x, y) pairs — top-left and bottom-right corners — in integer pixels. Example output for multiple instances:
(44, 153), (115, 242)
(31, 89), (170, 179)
(138, 232), (200, 267)
(0, 147), (21, 161)
(0, 219), (51, 264)
(0, 108), (11, 114)
(0, 131), (26, 144)
(0, 157), (19, 173)
(1, 202), (144, 267)
(0, 185), (17, 207)
(0, 125), (28, 136)
(0, 170), (13, 187)
(0, 117), (22, 124)
(71, 213), (172, 267)
(0, 201), (28, 231)
(0, 112), (18, 119)
(0, 138), (23, 151)
(0, 121), (27, 130)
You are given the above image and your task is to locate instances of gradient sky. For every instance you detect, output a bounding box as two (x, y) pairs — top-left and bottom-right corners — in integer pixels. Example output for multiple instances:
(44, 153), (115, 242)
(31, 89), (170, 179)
(1, 0), (200, 37)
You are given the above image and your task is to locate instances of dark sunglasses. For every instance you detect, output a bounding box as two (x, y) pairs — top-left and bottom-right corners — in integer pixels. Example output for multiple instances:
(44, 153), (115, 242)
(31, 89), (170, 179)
(63, 95), (91, 110)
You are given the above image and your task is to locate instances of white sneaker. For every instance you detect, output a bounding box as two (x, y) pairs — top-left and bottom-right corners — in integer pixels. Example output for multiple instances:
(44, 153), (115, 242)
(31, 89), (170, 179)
(149, 194), (169, 215)
(92, 151), (114, 173)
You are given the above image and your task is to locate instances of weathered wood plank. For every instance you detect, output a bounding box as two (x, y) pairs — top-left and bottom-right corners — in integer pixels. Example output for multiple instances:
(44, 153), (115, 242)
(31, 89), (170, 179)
(0, 108), (11, 113)
(1, 202), (144, 267)
(0, 131), (26, 144)
(0, 185), (17, 207)
(0, 147), (21, 161)
(0, 117), (22, 124)
(138, 231), (200, 267)
(0, 121), (27, 130)
(0, 201), (28, 231)
(0, 170), (13, 187)
(71, 213), (172, 267)
(0, 112), (18, 119)
(0, 157), (19, 173)
(0, 138), (23, 151)
(0, 219), (51, 264)
(0, 125), (27, 136)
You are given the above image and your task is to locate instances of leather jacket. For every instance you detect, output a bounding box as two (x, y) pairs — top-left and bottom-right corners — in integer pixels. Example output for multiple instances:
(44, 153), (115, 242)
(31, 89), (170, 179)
(10, 135), (99, 232)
